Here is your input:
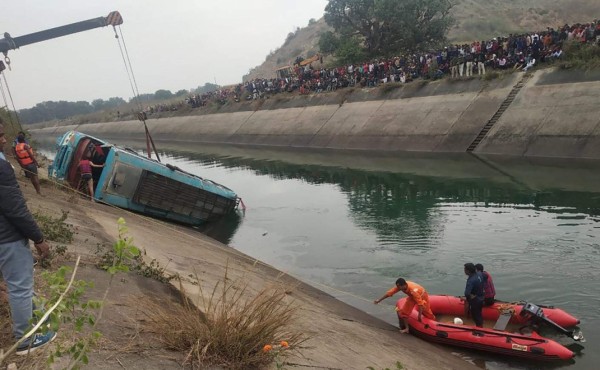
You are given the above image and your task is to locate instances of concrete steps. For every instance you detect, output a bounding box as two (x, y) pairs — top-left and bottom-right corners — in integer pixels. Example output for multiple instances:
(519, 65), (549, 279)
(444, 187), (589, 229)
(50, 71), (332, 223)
(466, 74), (530, 152)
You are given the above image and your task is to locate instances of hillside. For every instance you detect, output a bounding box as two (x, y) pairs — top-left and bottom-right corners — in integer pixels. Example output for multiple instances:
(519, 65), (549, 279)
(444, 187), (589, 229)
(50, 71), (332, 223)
(244, 0), (598, 80)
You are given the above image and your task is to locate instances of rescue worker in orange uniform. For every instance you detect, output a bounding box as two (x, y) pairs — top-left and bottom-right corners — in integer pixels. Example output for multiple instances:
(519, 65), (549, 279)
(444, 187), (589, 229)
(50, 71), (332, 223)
(13, 134), (42, 195)
(374, 278), (435, 333)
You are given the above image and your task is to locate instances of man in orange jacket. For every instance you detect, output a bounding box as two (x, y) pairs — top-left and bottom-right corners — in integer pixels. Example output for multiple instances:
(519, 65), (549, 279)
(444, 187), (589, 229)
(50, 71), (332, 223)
(374, 278), (435, 333)
(13, 134), (42, 195)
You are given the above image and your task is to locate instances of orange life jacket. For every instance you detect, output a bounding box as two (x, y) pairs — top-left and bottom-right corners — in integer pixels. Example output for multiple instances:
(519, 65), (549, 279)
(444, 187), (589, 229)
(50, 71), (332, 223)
(15, 143), (34, 166)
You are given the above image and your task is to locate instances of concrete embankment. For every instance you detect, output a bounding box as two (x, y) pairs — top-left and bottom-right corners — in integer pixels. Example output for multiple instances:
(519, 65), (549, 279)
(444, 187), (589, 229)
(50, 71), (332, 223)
(31, 68), (600, 159)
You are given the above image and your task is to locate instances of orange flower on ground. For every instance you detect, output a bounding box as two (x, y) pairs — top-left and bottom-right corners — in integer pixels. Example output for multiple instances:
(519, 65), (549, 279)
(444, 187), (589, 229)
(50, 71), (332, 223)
(263, 344), (273, 353)
(280, 341), (289, 348)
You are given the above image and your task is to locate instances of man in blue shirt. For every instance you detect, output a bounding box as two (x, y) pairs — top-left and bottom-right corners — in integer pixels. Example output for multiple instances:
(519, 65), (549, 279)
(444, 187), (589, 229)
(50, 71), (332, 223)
(0, 122), (57, 355)
(464, 262), (485, 327)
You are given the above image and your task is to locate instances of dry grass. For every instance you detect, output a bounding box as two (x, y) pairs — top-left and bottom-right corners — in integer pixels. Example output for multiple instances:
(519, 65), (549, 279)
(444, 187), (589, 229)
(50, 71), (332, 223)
(141, 270), (305, 369)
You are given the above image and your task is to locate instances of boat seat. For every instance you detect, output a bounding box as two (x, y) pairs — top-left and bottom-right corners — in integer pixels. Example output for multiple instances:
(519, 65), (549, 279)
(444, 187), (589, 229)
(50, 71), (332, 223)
(493, 311), (513, 331)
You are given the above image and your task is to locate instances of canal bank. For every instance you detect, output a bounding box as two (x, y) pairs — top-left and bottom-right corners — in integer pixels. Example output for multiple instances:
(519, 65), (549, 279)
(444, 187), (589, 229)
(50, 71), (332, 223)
(3, 155), (476, 370)
(30, 68), (600, 159)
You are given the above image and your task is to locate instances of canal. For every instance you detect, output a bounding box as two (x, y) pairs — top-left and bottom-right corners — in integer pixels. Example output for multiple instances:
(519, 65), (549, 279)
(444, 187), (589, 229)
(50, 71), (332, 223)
(41, 142), (600, 370)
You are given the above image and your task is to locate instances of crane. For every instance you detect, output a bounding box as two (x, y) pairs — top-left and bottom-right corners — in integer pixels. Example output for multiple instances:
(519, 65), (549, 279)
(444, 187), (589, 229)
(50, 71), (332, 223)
(0, 10), (161, 162)
(0, 11), (123, 56)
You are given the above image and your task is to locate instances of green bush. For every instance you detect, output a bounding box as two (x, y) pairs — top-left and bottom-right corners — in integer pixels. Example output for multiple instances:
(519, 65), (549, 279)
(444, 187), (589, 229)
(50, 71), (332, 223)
(33, 210), (73, 244)
(559, 42), (600, 70)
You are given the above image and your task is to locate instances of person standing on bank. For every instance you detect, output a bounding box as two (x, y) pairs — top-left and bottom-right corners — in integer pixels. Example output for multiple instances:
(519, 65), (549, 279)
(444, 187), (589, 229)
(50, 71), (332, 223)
(475, 263), (496, 306)
(0, 122), (57, 355)
(374, 278), (436, 333)
(464, 262), (485, 327)
(13, 133), (42, 195)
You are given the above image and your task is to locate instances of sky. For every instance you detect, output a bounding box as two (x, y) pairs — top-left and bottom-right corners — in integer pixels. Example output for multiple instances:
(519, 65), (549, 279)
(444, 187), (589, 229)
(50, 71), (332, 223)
(1, 0), (328, 109)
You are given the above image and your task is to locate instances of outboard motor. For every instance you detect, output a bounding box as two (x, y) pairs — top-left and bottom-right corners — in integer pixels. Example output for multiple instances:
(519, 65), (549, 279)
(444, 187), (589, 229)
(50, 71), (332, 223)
(520, 302), (585, 342)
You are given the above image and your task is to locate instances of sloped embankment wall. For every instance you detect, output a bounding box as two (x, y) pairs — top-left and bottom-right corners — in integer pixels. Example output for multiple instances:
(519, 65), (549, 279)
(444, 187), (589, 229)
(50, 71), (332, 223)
(475, 70), (600, 158)
(32, 69), (600, 159)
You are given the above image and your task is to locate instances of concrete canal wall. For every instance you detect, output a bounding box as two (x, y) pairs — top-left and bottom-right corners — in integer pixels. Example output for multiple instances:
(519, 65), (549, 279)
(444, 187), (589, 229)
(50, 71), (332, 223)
(31, 68), (600, 159)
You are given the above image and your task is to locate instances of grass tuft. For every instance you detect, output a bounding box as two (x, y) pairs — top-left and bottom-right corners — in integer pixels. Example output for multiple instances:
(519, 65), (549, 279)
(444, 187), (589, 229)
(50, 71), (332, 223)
(141, 269), (305, 369)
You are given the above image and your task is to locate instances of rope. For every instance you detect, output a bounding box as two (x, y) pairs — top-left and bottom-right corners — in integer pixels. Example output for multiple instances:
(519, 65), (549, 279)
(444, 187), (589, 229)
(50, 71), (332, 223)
(496, 302), (516, 315)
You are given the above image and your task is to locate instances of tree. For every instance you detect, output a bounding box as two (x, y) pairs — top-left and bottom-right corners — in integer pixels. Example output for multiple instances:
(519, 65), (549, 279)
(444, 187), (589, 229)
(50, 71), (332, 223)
(324, 0), (454, 55)
(133, 93), (155, 102)
(153, 89), (173, 100)
(194, 83), (219, 95)
(335, 37), (368, 65)
(318, 31), (341, 54)
(92, 99), (106, 111)
(106, 97), (126, 108)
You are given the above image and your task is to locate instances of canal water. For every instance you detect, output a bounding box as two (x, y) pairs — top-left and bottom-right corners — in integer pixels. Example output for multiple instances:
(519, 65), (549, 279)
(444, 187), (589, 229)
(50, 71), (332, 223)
(40, 142), (599, 370)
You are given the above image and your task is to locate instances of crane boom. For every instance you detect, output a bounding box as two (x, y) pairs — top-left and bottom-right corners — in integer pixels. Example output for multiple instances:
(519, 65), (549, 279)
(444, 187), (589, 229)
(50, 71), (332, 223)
(0, 11), (123, 55)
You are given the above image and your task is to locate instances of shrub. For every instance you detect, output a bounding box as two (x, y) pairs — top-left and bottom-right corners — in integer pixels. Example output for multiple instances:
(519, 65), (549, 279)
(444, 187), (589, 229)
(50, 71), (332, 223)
(482, 71), (500, 81)
(33, 210), (73, 244)
(380, 82), (402, 94)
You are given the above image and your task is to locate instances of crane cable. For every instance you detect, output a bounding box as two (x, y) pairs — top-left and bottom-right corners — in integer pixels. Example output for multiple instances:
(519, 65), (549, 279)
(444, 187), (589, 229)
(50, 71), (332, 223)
(111, 25), (142, 112)
(0, 66), (23, 133)
(111, 25), (161, 163)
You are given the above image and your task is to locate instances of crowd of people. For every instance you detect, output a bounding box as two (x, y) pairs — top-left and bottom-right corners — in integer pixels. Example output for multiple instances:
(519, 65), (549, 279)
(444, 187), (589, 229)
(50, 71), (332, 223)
(143, 20), (597, 115)
(238, 20), (599, 97)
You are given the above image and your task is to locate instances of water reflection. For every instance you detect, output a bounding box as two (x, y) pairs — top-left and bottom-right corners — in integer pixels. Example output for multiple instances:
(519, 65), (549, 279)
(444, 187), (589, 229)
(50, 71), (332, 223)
(163, 150), (600, 250)
(194, 209), (243, 245)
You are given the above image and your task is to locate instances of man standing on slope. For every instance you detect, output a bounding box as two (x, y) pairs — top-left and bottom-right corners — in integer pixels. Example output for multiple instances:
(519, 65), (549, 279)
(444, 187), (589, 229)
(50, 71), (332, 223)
(0, 122), (57, 355)
(374, 278), (436, 333)
(13, 133), (42, 195)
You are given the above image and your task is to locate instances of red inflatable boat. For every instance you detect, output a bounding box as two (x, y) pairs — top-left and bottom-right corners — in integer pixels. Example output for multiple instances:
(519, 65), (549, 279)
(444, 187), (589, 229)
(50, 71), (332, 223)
(397, 295), (581, 361)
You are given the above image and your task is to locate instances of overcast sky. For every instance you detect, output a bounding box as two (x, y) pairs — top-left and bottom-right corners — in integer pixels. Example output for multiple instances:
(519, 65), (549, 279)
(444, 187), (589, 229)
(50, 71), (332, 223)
(1, 0), (328, 109)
